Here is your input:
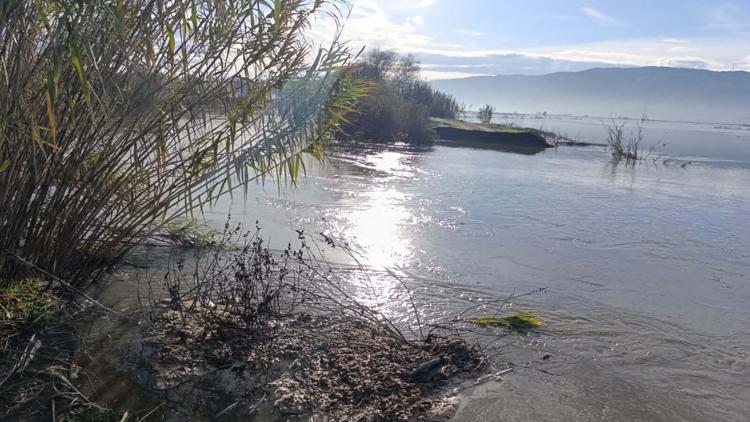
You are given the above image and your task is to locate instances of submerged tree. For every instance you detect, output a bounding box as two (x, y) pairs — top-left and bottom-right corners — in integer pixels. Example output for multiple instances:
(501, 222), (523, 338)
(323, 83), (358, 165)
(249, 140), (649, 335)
(0, 0), (365, 283)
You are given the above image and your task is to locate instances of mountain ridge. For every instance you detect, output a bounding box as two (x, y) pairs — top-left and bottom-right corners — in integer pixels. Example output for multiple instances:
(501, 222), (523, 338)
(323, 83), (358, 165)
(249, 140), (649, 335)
(430, 67), (750, 123)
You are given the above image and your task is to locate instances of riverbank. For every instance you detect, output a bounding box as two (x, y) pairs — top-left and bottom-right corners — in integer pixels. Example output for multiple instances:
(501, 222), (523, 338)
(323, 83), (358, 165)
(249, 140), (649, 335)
(2, 231), (534, 420)
(147, 305), (481, 420)
(429, 118), (553, 153)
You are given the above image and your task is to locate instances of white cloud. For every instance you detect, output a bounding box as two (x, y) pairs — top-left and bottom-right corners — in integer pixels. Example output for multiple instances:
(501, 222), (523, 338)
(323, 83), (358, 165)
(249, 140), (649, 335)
(421, 69), (491, 79)
(458, 29), (483, 37)
(528, 39), (745, 70)
(407, 16), (425, 27)
(399, 0), (436, 9)
(414, 37), (750, 79)
(668, 46), (696, 53)
(582, 7), (617, 25)
(376, 0), (436, 10)
(306, 1), (750, 79)
(308, 0), (450, 53)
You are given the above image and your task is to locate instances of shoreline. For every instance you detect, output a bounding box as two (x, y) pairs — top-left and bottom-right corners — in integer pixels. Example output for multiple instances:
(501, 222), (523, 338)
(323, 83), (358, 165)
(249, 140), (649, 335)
(430, 118), (553, 154)
(6, 233), (525, 421)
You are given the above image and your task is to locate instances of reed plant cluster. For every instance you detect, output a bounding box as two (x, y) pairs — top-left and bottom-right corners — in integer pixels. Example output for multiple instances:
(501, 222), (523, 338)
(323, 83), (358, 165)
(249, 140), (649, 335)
(0, 0), (365, 285)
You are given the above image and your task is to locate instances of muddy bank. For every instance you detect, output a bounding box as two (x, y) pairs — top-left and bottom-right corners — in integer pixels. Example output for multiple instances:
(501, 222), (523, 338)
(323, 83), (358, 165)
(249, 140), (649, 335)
(65, 235), (514, 421)
(71, 301), (485, 421)
(146, 307), (482, 420)
(430, 118), (552, 154)
(18, 223), (549, 421)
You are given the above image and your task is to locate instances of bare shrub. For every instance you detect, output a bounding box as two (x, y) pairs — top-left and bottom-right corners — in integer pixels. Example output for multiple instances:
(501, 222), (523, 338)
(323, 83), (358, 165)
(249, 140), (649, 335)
(606, 115), (648, 161)
(143, 225), (491, 420)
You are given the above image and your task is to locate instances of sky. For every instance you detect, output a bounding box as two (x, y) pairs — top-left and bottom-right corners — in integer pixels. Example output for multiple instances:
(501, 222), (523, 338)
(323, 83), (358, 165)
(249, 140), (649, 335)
(310, 0), (750, 79)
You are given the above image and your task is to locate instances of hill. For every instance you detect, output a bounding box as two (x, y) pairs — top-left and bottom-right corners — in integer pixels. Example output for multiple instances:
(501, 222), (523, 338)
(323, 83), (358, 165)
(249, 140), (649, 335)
(430, 67), (750, 123)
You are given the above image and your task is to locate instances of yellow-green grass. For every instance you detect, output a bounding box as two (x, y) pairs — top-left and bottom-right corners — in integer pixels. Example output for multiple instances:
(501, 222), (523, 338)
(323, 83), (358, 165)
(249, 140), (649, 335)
(0, 278), (61, 333)
(468, 312), (544, 329)
(429, 117), (534, 134)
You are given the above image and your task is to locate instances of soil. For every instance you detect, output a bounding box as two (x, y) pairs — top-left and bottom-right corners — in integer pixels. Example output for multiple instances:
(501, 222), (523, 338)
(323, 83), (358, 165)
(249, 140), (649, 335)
(145, 305), (484, 421)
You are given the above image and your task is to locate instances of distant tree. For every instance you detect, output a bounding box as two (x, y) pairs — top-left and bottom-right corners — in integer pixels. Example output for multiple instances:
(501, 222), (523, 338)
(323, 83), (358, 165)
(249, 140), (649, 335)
(478, 104), (495, 124)
(340, 49), (461, 143)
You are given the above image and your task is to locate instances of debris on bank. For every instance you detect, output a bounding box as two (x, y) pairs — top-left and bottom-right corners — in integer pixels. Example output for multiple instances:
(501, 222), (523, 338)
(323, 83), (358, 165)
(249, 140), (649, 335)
(135, 231), (545, 420)
(147, 306), (483, 421)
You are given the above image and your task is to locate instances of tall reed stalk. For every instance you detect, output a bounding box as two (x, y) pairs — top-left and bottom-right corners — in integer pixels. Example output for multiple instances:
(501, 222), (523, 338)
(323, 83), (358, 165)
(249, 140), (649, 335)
(0, 0), (365, 285)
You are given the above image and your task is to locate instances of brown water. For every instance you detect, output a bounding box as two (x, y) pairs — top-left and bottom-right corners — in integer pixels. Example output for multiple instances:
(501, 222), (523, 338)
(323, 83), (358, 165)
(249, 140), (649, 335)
(194, 122), (750, 421)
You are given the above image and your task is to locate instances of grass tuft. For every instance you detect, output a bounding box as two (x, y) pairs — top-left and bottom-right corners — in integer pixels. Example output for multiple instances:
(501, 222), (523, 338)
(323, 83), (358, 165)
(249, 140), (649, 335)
(0, 278), (61, 330)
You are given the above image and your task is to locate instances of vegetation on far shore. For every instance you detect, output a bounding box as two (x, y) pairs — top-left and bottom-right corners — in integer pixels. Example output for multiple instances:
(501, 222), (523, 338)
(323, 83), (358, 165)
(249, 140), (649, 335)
(430, 117), (536, 134)
(339, 49), (463, 144)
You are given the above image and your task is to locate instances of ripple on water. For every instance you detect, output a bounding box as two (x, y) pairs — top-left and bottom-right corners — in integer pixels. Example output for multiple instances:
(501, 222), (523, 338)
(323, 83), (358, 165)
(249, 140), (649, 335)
(196, 139), (750, 420)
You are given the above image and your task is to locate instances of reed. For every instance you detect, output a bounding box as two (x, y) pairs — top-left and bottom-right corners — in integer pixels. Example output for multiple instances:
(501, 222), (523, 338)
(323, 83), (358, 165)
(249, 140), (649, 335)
(0, 0), (366, 285)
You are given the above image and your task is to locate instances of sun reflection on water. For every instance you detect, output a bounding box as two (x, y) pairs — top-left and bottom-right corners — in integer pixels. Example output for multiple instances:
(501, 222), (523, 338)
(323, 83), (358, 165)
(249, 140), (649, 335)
(340, 149), (418, 318)
(348, 188), (410, 268)
(346, 150), (416, 269)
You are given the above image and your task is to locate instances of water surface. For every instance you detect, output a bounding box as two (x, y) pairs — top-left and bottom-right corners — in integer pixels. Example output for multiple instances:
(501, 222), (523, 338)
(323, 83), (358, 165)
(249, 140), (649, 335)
(203, 120), (750, 421)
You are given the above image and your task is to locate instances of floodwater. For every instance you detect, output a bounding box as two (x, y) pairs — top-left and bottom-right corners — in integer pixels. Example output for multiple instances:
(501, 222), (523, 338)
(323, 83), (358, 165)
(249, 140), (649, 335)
(196, 118), (750, 421)
(502, 113), (750, 164)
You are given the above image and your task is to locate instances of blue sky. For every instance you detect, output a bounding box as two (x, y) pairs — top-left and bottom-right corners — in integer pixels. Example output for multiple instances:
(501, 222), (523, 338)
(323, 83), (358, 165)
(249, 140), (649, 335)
(311, 0), (750, 78)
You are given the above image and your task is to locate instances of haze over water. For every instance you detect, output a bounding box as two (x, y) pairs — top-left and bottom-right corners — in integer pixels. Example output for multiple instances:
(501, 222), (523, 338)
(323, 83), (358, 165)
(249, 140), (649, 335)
(207, 119), (750, 420)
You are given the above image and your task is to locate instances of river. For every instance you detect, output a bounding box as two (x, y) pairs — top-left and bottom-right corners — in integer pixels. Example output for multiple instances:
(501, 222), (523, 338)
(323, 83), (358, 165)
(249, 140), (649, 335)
(196, 117), (750, 421)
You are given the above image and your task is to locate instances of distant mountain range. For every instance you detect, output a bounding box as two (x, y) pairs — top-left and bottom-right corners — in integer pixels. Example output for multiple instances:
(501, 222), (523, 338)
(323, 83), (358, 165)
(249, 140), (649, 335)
(430, 67), (750, 123)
